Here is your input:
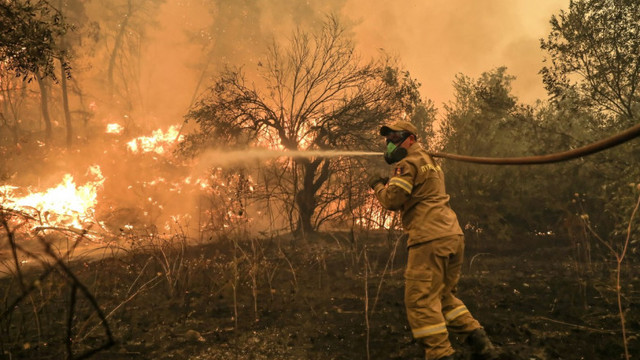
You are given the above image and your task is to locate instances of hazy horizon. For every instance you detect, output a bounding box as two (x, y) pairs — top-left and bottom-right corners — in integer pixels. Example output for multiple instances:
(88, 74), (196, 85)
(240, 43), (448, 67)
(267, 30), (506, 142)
(128, 0), (568, 128)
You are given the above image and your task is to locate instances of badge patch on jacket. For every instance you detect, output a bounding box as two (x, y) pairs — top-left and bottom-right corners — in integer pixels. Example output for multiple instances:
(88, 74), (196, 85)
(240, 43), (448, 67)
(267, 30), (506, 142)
(394, 166), (404, 176)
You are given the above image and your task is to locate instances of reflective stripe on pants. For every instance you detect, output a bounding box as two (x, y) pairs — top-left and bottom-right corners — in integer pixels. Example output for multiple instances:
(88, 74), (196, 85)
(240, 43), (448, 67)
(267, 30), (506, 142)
(405, 235), (481, 360)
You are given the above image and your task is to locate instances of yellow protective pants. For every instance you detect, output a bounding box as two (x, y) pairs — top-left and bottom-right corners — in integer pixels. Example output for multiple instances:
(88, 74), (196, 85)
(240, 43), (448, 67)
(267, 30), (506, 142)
(404, 235), (482, 360)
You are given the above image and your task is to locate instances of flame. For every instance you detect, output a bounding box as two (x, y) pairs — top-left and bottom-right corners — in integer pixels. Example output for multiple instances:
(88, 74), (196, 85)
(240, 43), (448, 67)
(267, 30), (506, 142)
(127, 125), (184, 154)
(254, 127), (285, 150)
(354, 195), (396, 230)
(0, 165), (105, 229)
(253, 119), (319, 151)
(106, 123), (124, 134)
(297, 117), (319, 150)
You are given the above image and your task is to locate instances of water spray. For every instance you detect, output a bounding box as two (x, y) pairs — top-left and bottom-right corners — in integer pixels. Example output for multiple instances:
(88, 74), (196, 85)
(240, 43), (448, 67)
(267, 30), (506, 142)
(196, 149), (381, 168)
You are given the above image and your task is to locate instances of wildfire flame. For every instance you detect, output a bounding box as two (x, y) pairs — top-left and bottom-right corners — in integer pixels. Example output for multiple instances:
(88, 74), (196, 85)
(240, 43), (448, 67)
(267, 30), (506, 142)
(126, 125), (183, 154)
(0, 165), (105, 229)
(106, 123), (124, 134)
(1, 121), (382, 240)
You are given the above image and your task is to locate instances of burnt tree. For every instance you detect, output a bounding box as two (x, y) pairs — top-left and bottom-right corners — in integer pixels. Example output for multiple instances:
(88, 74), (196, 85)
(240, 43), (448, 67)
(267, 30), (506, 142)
(185, 16), (421, 236)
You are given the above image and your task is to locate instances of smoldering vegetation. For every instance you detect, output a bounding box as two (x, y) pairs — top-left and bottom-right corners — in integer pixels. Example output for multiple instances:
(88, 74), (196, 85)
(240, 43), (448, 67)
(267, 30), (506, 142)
(1, 0), (640, 359)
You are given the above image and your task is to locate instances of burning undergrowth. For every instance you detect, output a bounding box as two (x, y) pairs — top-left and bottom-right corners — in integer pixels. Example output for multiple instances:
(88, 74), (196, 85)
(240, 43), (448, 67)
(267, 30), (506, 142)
(0, 117), (395, 280)
(0, 122), (256, 252)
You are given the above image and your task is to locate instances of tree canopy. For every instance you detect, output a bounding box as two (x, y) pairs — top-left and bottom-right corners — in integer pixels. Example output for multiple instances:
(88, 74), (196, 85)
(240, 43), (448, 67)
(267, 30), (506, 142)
(0, 0), (70, 80)
(541, 0), (640, 121)
(541, 0), (640, 240)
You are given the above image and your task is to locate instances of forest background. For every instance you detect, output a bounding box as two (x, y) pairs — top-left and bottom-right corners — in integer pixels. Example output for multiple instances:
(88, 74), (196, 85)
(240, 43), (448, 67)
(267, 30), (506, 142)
(1, 0), (639, 359)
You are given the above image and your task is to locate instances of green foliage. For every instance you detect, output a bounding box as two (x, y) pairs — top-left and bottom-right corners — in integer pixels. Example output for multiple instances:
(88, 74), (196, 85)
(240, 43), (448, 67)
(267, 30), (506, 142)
(409, 100), (437, 147)
(441, 68), (600, 240)
(440, 1), (640, 245)
(0, 0), (70, 80)
(541, 0), (640, 248)
(441, 67), (542, 239)
(541, 0), (640, 120)
(382, 66), (423, 115)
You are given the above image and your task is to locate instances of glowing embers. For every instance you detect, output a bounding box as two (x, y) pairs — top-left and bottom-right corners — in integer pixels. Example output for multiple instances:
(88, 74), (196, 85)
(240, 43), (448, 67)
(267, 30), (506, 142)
(126, 125), (184, 154)
(106, 123), (124, 134)
(0, 165), (105, 230)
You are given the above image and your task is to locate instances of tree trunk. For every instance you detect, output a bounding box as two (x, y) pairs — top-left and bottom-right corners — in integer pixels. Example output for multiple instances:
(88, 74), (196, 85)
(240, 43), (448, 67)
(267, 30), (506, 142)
(1, 80), (21, 145)
(58, 0), (72, 147)
(60, 57), (73, 147)
(189, 60), (211, 109)
(294, 157), (331, 237)
(107, 0), (132, 97)
(295, 189), (315, 237)
(36, 74), (53, 140)
(294, 160), (317, 236)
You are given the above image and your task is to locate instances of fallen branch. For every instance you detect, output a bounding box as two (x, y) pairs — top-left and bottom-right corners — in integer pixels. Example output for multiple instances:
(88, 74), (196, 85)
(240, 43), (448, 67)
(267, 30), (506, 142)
(531, 316), (617, 335)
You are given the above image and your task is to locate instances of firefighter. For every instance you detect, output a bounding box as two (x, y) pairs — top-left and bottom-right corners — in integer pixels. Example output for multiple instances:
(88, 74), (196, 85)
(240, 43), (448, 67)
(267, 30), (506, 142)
(367, 120), (500, 360)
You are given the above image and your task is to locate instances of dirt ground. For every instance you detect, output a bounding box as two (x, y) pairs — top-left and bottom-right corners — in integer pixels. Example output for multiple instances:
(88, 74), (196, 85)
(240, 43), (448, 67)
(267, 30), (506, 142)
(1, 230), (638, 360)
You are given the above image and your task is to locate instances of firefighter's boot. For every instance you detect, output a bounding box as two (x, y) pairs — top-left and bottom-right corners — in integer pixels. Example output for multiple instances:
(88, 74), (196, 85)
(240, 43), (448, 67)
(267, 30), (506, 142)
(466, 328), (499, 360)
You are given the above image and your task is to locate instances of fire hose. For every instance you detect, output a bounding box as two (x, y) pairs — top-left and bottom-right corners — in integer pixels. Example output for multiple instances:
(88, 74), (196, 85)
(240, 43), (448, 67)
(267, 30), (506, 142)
(427, 122), (640, 165)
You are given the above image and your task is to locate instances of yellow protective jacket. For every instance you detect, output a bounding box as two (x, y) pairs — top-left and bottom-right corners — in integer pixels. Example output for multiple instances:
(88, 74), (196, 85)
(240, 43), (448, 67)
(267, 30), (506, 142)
(372, 143), (463, 247)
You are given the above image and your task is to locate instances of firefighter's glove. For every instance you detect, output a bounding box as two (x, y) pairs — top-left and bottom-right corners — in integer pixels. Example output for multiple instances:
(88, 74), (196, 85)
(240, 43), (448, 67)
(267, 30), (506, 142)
(367, 174), (388, 189)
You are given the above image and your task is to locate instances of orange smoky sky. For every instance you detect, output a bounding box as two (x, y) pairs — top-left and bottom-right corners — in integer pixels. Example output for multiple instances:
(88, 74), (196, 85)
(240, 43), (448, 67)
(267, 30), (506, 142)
(137, 0), (568, 125)
(344, 0), (569, 106)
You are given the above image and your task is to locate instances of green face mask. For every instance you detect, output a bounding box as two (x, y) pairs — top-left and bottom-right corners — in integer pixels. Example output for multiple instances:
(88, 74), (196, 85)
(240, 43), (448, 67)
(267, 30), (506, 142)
(384, 139), (408, 164)
(386, 141), (398, 154)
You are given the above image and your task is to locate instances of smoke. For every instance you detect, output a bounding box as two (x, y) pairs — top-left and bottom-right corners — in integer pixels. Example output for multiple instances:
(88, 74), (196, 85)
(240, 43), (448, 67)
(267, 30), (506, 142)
(127, 0), (569, 134)
(50, 0), (571, 140)
(92, 0), (569, 133)
(343, 0), (568, 106)
(131, 0), (351, 130)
